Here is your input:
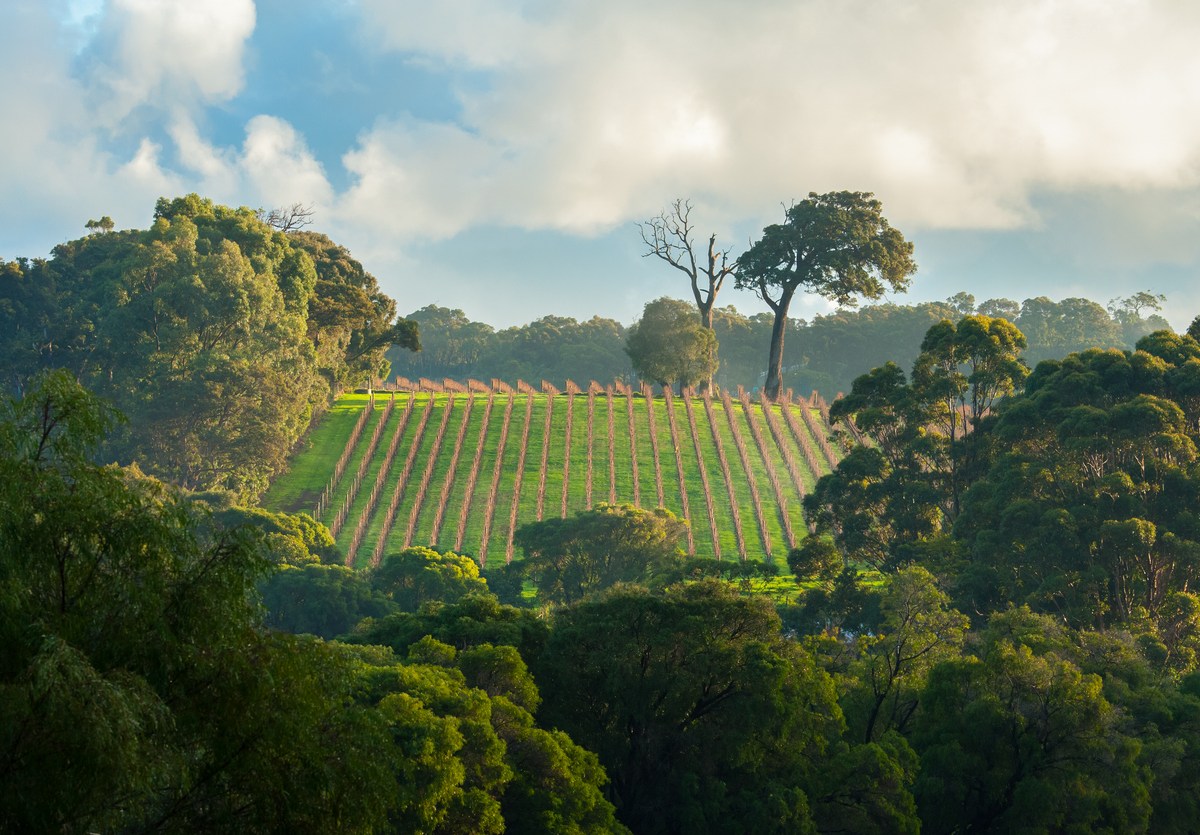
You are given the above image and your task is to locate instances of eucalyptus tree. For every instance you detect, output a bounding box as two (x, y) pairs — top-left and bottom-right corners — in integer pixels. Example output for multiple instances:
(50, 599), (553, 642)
(805, 315), (1028, 569)
(736, 191), (917, 400)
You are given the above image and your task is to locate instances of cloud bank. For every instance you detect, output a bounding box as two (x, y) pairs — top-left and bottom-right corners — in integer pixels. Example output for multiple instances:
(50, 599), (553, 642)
(3, 0), (1200, 326)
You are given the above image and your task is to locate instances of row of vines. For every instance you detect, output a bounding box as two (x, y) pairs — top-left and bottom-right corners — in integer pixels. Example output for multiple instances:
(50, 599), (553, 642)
(292, 385), (851, 569)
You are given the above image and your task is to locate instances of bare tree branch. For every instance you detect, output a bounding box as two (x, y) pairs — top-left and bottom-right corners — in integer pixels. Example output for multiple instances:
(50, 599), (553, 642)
(637, 199), (736, 331)
(258, 202), (315, 233)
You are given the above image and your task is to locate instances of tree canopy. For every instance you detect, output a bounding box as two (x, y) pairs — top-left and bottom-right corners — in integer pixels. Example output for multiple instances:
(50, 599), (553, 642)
(514, 504), (687, 605)
(0, 194), (417, 499)
(736, 191), (917, 399)
(625, 297), (719, 391)
(0, 372), (626, 833)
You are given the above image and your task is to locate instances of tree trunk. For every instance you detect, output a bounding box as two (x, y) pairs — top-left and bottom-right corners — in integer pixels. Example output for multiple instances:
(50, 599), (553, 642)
(696, 294), (715, 394)
(763, 288), (795, 400)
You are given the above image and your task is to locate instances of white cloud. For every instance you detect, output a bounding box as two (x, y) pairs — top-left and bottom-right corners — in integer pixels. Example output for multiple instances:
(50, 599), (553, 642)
(357, 0), (562, 69)
(239, 115), (335, 211)
(0, 0), (340, 255)
(88, 0), (256, 122)
(7, 0), (1200, 331)
(349, 0), (1200, 241)
(117, 138), (180, 194)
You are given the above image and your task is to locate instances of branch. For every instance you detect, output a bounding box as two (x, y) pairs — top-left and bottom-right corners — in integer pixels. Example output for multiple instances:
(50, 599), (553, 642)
(259, 202), (315, 233)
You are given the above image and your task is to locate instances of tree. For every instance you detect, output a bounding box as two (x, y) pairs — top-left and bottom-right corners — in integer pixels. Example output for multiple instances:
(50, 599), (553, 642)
(536, 581), (845, 833)
(258, 201), (315, 233)
(954, 345), (1200, 627)
(625, 297), (718, 392)
(291, 230), (419, 392)
(387, 305), (495, 382)
(1109, 291), (1172, 347)
(0, 195), (418, 499)
(736, 191), (917, 400)
(710, 305), (776, 389)
(808, 315), (1028, 567)
(84, 215), (114, 234)
(1015, 296), (1123, 365)
(782, 300), (959, 397)
(910, 314), (1028, 516)
(912, 610), (1151, 833)
(0, 372), (408, 831)
(346, 591), (550, 666)
(841, 567), (969, 743)
(261, 563), (395, 638)
(639, 200), (735, 390)
(514, 504), (686, 605)
(372, 546), (491, 612)
(538, 581), (921, 833)
(487, 315), (629, 386)
(976, 297), (1020, 321)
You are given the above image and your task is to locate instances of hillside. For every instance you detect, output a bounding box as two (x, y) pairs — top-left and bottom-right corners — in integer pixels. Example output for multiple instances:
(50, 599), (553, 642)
(264, 380), (850, 567)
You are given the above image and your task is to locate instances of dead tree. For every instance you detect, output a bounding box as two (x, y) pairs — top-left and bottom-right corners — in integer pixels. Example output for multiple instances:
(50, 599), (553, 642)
(639, 199), (736, 392)
(259, 202), (315, 233)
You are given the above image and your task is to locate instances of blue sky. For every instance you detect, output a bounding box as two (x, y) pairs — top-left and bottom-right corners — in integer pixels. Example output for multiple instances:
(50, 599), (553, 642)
(4, 0), (1200, 330)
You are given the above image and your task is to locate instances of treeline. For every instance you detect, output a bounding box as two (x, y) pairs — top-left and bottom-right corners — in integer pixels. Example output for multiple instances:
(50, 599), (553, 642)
(388, 293), (1170, 396)
(0, 195), (418, 499)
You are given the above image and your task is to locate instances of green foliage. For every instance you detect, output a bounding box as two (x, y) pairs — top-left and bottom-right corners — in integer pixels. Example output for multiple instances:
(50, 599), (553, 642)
(489, 315), (630, 385)
(1016, 295), (1123, 365)
(0, 195), (416, 500)
(736, 191), (918, 399)
(955, 342), (1200, 626)
(200, 496), (340, 565)
(261, 563), (395, 638)
(388, 308), (629, 386)
(347, 591), (550, 663)
(840, 567), (970, 743)
(515, 503), (687, 605)
(372, 546), (491, 611)
(808, 315), (1027, 568)
(291, 230), (420, 391)
(912, 615), (1152, 833)
(386, 304), (495, 380)
(625, 297), (719, 390)
(0, 373), (401, 831)
(350, 637), (626, 834)
(0, 373), (629, 833)
(537, 581), (844, 833)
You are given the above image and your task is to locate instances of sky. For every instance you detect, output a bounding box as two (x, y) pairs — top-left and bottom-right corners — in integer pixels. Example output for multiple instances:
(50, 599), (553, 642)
(4, 0), (1200, 330)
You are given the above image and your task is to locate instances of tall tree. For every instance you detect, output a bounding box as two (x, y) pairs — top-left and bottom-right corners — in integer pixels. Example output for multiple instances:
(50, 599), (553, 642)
(290, 230), (419, 392)
(736, 191), (917, 400)
(639, 200), (735, 391)
(0, 195), (418, 499)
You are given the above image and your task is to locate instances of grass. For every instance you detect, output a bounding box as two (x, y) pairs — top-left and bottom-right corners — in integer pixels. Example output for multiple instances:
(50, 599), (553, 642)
(267, 387), (845, 568)
(262, 394), (373, 512)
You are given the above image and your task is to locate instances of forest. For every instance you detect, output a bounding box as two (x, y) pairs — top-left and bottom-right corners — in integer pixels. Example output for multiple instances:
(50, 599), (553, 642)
(388, 292), (1169, 401)
(3, 195), (1200, 833)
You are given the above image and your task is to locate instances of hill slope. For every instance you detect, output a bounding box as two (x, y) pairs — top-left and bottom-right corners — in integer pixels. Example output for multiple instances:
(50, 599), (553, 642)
(264, 382), (848, 567)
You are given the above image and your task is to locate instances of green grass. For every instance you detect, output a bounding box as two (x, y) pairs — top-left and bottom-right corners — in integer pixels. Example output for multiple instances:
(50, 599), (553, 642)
(262, 394), (373, 512)
(333, 399), (408, 554)
(266, 388), (847, 567)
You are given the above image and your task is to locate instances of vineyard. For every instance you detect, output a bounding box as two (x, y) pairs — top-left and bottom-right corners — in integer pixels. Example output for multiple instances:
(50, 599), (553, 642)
(264, 380), (852, 569)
